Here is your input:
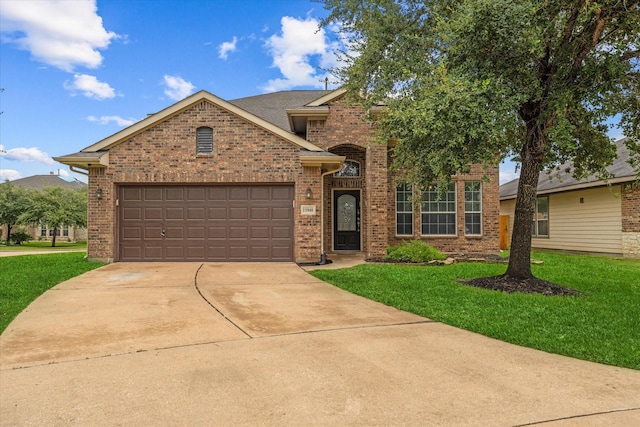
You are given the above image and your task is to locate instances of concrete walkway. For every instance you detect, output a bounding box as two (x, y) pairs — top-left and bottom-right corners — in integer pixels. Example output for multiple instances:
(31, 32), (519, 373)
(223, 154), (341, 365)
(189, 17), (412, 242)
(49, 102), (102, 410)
(1, 262), (639, 426)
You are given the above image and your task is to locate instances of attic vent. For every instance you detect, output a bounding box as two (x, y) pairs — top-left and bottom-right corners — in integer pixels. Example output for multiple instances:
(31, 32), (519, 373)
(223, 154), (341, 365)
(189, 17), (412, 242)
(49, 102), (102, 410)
(89, 167), (105, 177)
(196, 127), (213, 155)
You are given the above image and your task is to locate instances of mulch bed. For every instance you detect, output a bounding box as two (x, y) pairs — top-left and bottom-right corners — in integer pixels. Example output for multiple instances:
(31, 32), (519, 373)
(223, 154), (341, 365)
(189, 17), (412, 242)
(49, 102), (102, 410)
(458, 275), (582, 296)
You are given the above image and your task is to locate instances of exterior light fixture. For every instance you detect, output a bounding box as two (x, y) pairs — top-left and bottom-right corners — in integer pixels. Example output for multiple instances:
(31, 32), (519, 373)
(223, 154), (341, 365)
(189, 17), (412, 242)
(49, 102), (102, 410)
(306, 187), (313, 199)
(96, 187), (103, 200)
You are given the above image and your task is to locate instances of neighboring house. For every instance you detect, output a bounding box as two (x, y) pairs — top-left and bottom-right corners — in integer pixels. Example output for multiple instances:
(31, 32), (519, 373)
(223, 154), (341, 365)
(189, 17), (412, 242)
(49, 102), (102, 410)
(55, 89), (499, 263)
(1, 174), (88, 242)
(500, 138), (639, 257)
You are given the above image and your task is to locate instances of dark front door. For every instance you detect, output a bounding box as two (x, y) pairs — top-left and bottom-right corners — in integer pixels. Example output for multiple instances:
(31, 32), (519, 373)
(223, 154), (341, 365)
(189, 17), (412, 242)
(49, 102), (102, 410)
(333, 190), (361, 251)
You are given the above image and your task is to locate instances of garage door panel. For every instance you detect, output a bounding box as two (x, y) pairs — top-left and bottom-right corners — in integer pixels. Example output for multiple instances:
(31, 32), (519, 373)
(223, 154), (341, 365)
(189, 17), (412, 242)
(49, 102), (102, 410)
(272, 207), (292, 220)
(119, 185), (293, 261)
(144, 188), (163, 201)
(144, 208), (163, 220)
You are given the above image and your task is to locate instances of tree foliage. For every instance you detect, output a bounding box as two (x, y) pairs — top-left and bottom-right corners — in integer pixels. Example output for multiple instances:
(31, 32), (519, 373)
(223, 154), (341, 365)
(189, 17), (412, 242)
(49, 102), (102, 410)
(19, 187), (87, 247)
(0, 182), (33, 245)
(321, 0), (639, 281)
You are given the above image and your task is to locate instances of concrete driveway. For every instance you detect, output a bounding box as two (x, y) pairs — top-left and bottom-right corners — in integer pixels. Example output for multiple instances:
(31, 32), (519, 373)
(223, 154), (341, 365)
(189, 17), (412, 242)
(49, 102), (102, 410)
(1, 262), (639, 426)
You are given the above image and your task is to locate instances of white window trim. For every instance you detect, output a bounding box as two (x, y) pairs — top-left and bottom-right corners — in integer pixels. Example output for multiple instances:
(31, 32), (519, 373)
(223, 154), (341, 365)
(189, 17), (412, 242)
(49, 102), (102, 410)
(464, 181), (482, 236)
(396, 183), (413, 236)
(420, 182), (457, 236)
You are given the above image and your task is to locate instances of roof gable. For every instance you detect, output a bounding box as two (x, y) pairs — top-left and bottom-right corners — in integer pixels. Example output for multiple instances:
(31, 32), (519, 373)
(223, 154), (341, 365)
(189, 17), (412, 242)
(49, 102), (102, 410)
(80, 90), (324, 153)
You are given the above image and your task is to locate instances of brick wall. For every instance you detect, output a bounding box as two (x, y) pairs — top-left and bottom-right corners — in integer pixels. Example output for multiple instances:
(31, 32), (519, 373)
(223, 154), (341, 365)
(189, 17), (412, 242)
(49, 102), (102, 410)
(386, 163), (501, 256)
(86, 100), (318, 262)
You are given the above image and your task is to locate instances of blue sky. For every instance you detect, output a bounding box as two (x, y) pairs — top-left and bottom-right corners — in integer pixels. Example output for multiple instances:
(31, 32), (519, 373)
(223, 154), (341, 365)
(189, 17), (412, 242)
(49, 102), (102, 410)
(0, 0), (623, 185)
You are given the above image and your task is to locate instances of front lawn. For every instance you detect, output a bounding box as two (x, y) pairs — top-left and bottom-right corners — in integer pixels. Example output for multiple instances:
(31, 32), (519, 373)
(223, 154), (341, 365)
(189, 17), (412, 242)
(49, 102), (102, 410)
(0, 253), (104, 333)
(310, 251), (640, 370)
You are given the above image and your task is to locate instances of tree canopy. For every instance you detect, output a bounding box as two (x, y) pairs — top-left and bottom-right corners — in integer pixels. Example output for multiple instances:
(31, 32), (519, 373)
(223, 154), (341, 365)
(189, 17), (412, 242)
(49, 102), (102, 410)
(321, 0), (639, 284)
(0, 182), (32, 244)
(19, 186), (87, 247)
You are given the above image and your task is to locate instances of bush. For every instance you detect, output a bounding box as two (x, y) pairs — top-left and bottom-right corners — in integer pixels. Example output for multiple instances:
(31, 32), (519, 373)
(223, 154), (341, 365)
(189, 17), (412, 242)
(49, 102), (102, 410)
(9, 230), (32, 245)
(386, 240), (446, 263)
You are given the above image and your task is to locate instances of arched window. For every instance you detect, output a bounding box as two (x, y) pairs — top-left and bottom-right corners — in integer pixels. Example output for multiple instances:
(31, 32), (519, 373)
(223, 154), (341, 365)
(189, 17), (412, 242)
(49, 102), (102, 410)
(196, 127), (213, 155)
(334, 160), (360, 177)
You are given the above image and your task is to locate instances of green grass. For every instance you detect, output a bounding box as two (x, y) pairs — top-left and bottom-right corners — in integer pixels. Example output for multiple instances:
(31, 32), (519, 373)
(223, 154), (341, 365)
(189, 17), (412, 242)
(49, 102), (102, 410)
(311, 251), (640, 370)
(0, 252), (104, 332)
(0, 241), (87, 251)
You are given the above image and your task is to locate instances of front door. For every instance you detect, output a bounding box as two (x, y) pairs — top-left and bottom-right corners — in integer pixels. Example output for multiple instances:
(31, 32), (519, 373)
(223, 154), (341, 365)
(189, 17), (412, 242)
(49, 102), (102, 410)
(333, 190), (361, 251)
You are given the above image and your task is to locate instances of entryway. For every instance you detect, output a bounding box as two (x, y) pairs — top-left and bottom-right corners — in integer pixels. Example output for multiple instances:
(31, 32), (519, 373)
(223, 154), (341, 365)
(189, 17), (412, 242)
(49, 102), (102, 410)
(333, 189), (361, 251)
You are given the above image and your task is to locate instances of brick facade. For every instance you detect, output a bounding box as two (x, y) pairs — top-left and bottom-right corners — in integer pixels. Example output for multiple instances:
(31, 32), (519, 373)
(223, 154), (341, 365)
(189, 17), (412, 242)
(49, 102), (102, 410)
(79, 91), (500, 262)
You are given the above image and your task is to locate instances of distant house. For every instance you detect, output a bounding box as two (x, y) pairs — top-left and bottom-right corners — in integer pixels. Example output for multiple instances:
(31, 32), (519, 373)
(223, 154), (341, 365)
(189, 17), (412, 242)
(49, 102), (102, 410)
(1, 174), (87, 242)
(54, 89), (500, 263)
(500, 138), (639, 258)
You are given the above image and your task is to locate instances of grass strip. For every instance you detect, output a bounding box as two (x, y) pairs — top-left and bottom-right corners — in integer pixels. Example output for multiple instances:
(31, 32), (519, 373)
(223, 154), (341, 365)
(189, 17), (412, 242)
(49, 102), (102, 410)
(0, 253), (104, 333)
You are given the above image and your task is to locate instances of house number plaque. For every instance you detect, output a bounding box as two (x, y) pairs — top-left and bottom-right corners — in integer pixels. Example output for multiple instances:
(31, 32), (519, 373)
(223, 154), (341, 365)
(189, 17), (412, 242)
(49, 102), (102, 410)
(301, 205), (316, 215)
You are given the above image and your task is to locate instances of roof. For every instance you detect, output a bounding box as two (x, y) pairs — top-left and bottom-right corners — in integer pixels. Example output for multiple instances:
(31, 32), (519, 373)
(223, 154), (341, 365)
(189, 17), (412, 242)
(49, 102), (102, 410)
(229, 90), (330, 131)
(54, 89), (349, 171)
(4, 175), (86, 190)
(500, 138), (638, 200)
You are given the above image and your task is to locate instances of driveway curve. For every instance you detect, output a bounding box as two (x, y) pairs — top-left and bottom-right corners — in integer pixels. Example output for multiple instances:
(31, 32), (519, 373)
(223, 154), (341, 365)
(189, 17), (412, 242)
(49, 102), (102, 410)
(1, 262), (639, 426)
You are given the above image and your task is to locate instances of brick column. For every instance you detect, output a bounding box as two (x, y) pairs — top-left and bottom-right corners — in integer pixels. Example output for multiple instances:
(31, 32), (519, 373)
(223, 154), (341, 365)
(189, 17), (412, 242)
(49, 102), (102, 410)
(365, 144), (388, 258)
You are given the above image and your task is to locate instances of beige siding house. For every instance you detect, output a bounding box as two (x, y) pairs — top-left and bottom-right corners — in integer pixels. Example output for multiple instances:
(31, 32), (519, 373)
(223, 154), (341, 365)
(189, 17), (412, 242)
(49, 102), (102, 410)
(500, 138), (639, 258)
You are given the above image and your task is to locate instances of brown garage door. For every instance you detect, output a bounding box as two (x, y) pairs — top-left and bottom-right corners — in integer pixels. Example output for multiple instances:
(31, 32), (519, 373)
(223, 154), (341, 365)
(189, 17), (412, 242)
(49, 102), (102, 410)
(118, 185), (294, 262)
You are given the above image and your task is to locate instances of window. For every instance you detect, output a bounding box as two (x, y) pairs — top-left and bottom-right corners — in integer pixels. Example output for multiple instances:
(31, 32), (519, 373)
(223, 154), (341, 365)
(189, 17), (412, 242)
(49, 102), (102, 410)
(63, 227), (69, 237)
(396, 183), (413, 235)
(41, 225), (47, 237)
(421, 182), (456, 235)
(48, 228), (61, 237)
(533, 197), (549, 237)
(334, 160), (360, 177)
(464, 182), (482, 235)
(196, 127), (213, 155)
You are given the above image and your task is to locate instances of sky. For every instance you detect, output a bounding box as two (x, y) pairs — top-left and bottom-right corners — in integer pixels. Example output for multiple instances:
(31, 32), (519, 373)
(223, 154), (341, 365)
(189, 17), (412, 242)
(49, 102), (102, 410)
(0, 0), (623, 185)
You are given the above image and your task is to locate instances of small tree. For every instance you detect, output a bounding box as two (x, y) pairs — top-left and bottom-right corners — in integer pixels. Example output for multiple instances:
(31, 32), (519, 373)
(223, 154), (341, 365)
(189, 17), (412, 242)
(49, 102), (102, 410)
(0, 182), (33, 245)
(20, 187), (87, 247)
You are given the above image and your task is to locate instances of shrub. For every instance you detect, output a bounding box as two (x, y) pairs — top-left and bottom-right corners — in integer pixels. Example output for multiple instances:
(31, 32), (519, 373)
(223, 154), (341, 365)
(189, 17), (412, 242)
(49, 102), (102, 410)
(386, 240), (446, 263)
(9, 229), (32, 245)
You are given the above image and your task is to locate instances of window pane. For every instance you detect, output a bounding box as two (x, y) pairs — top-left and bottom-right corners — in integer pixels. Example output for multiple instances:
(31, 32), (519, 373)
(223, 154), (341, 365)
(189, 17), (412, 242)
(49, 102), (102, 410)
(334, 160), (360, 177)
(537, 220), (548, 236)
(396, 184), (413, 235)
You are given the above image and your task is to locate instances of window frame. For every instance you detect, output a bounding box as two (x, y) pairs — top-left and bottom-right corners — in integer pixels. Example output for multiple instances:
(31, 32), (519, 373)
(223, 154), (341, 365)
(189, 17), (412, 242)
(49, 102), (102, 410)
(395, 183), (413, 236)
(333, 160), (360, 178)
(464, 181), (482, 236)
(196, 126), (214, 155)
(421, 182), (457, 236)
(532, 196), (549, 237)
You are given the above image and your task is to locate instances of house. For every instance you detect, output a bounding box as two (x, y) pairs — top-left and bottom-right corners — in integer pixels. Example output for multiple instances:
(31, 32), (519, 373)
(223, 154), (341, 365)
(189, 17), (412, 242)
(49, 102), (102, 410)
(1, 174), (87, 242)
(54, 89), (500, 263)
(500, 138), (639, 257)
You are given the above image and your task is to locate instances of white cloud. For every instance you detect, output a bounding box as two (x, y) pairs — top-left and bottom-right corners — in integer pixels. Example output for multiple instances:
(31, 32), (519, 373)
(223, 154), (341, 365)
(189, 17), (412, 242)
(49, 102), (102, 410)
(262, 16), (340, 92)
(0, 145), (55, 165)
(0, 0), (118, 72)
(499, 170), (520, 185)
(64, 74), (116, 100)
(0, 169), (22, 182)
(87, 115), (136, 127)
(163, 75), (195, 101)
(218, 36), (238, 60)
(57, 169), (70, 177)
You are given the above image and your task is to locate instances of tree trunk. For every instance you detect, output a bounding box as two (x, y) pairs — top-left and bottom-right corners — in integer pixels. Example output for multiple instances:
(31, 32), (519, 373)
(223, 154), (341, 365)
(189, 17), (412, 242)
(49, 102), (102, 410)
(51, 228), (57, 247)
(6, 224), (12, 246)
(505, 117), (546, 279)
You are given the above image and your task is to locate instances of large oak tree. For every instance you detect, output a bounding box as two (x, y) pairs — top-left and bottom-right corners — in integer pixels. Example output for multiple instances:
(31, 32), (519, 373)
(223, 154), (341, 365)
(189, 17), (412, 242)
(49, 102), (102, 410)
(322, 0), (639, 284)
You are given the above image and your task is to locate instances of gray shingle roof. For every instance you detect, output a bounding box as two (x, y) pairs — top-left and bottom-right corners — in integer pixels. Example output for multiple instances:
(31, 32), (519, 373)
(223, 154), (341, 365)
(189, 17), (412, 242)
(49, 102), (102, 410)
(229, 90), (329, 131)
(5, 175), (86, 190)
(500, 138), (638, 199)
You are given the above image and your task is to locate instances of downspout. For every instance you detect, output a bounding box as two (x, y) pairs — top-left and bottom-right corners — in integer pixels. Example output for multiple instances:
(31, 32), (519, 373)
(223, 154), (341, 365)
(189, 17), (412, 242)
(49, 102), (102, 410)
(318, 164), (343, 264)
